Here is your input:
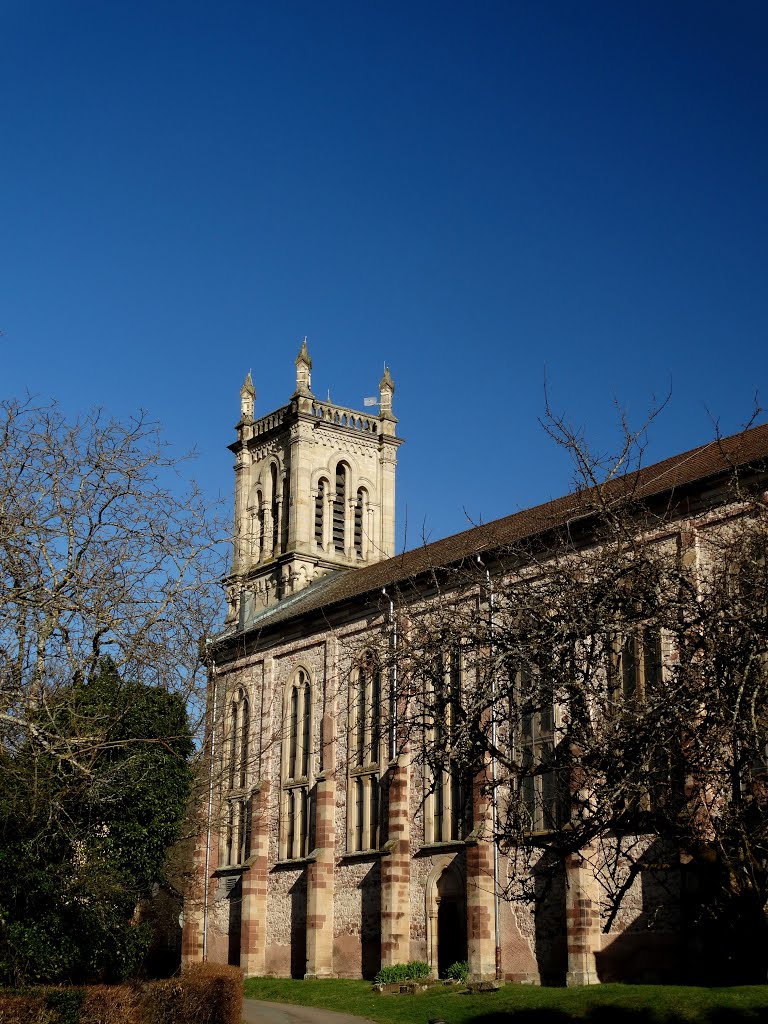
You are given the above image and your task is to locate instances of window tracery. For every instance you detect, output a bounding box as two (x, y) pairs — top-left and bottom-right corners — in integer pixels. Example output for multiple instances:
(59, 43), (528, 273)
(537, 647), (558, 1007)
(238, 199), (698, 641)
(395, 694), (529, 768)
(425, 648), (470, 843)
(348, 652), (381, 852)
(281, 668), (313, 859)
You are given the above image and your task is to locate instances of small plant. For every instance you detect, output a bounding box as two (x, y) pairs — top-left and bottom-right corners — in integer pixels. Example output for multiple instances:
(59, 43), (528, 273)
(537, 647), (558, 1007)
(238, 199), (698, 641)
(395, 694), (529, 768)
(444, 960), (470, 984)
(45, 989), (85, 1024)
(373, 960), (431, 985)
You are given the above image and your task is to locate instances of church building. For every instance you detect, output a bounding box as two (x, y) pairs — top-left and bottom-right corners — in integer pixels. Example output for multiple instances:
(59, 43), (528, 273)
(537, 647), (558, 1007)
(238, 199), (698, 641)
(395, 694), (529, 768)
(182, 343), (768, 985)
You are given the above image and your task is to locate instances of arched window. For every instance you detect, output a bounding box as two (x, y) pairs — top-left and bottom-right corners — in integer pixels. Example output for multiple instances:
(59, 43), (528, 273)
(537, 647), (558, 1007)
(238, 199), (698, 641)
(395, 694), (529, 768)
(612, 626), (662, 703)
(227, 687), (249, 791)
(315, 478), (326, 548)
(281, 669), (313, 859)
(606, 627), (666, 814)
(222, 687), (250, 865)
(354, 488), (366, 559)
(239, 697), (249, 789)
(281, 472), (290, 552)
(348, 652), (381, 852)
(513, 661), (568, 833)
(251, 490), (264, 562)
(426, 648), (470, 843)
(333, 463), (347, 553)
(270, 463), (280, 553)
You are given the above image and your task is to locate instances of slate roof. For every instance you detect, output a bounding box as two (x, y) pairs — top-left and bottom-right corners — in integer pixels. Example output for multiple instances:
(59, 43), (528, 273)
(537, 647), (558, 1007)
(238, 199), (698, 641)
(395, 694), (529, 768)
(220, 421), (768, 640)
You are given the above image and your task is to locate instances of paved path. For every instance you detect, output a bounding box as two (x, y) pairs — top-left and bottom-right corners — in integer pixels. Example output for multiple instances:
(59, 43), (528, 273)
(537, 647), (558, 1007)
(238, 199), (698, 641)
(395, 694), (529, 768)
(243, 999), (376, 1024)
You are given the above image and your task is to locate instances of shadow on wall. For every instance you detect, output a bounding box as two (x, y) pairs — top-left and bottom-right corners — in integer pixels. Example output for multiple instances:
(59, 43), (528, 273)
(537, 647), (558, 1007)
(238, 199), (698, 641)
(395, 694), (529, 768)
(289, 871), (308, 979)
(595, 839), (685, 985)
(678, 859), (768, 986)
(226, 875), (242, 967)
(361, 860), (382, 980)
(533, 852), (568, 987)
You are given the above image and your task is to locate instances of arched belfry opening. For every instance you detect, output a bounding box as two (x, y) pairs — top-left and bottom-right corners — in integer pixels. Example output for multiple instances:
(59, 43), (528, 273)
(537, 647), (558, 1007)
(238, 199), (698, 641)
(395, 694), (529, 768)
(226, 342), (403, 621)
(332, 461), (347, 554)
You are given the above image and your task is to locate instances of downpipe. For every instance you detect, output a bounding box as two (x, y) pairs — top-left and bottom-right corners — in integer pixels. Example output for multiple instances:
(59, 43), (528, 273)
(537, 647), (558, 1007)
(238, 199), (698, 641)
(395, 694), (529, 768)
(477, 555), (502, 980)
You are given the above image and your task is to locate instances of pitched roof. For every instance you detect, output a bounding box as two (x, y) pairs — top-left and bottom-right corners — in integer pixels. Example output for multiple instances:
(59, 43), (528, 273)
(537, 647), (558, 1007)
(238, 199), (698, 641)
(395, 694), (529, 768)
(222, 421), (768, 639)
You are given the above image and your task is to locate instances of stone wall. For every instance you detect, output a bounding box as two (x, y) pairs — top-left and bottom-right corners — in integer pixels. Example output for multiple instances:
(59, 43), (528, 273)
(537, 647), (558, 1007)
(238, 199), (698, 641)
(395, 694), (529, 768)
(185, 614), (685, 985)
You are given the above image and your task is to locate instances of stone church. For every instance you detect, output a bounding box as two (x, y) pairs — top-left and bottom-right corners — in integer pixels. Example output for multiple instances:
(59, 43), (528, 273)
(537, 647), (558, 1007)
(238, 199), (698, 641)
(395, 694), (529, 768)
(182, 342), (768, 984)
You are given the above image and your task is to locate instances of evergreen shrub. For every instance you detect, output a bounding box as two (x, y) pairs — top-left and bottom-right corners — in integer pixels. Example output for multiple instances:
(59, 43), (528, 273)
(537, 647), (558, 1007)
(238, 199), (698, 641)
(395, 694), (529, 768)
(444, 960), (470, 983)
(373, 961), (431, 985)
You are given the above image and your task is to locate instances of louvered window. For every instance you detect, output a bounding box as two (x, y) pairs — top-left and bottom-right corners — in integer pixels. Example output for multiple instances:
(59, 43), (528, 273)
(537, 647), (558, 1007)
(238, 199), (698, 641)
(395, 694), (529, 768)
(354, 489), (365, 558)
(314, 478), (326, 547)
(333, 463), (346, 553)
(270, 464), (280, 553)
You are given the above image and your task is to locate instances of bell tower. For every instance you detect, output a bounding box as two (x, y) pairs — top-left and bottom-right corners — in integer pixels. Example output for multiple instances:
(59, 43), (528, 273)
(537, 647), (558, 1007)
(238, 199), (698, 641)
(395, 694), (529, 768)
(225, 340), (403, 623)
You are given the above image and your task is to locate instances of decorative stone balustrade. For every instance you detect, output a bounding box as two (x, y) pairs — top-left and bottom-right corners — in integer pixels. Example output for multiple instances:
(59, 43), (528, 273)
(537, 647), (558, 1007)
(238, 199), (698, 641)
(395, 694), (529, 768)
(310, 400), (379, 434)
(249, 402), (380, 437)
(251, 406), (290, 436)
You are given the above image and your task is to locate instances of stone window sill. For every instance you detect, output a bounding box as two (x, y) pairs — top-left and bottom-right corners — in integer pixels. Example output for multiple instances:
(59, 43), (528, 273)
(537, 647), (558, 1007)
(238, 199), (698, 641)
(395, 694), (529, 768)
(340, 848), (382, 862)
(274, 856), (314, 869)
(418, 839), (469, 855)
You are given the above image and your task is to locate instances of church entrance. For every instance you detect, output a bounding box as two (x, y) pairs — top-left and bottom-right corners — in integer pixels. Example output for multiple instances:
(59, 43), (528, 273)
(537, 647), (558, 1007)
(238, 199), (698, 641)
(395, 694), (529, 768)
(428, 859), (467, 977)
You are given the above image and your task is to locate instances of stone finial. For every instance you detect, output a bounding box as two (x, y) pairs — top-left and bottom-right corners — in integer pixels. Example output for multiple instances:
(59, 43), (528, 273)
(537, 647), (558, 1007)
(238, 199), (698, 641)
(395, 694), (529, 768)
(379, 365), (395, 417)
(295, 337), (313, 395)
(240, 371), (255, 421)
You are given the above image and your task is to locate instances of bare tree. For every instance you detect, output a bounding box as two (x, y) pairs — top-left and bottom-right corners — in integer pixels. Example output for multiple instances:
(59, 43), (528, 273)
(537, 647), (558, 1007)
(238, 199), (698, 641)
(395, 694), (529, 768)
(0, 396), (226, 770)
(376, 408), (768, 981)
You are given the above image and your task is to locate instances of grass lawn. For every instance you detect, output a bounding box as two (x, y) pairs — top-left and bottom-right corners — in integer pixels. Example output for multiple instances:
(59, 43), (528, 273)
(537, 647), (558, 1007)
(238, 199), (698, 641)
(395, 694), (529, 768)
(243, 977), (768, 1023)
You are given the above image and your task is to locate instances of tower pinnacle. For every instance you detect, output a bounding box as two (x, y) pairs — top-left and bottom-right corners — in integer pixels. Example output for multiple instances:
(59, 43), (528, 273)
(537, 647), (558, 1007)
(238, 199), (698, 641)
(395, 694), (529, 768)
(240, 371), (255, 421)
(294, 338), (313, 396)
(379, 365), (395, 418)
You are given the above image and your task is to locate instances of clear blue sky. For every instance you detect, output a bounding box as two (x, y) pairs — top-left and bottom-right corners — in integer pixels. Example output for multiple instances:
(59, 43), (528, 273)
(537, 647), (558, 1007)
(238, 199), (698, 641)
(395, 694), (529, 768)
(3, 1), (767, 550)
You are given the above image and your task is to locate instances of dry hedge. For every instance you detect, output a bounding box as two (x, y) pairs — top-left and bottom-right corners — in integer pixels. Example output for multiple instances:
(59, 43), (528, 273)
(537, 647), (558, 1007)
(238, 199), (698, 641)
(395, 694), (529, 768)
(145, 964), (243, 1024)
(0, 964), (243, 1024)
(0, 994), (56, 1024)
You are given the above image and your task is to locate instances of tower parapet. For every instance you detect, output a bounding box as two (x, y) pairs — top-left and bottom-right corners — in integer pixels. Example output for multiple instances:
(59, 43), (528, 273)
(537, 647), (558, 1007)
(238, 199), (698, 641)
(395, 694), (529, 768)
(225, 341), (403, 624)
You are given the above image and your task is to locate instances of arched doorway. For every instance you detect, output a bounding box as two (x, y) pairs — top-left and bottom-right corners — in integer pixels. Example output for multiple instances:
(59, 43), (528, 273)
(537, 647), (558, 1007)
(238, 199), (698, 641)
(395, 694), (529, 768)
(426, 858), (467, 977)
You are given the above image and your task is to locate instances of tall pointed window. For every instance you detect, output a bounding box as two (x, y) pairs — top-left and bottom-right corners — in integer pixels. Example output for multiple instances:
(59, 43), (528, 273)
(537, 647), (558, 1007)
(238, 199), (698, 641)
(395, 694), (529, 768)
(611, 626), (662, 703)
(270, 463), (280, 554)
(222, 687), (250, 865)
(281, 472), (290, 551)
(348, 652), (381, 852)
(333, 462), (347, 553)
(515, 663), (564, 834)
(314, 478), (327, 548)
(354, 488), (366, 559)
(252, 490), (264, 562)
(608, 626), (667, 813)
(281, 669), (313, 860)
(226, 687), (250, 791)
(425, 648), (470, 843)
